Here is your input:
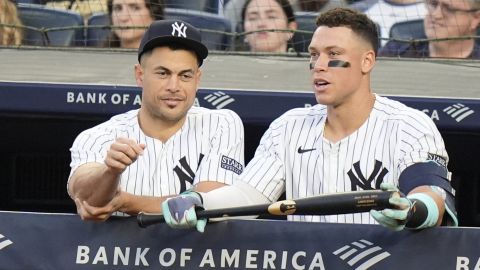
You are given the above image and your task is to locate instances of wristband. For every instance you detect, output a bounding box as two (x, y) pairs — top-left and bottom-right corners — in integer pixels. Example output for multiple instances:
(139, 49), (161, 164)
(405, 193), (439, 229)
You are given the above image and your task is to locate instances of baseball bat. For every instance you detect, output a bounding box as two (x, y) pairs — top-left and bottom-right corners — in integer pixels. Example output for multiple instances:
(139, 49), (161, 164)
(137, 189), (398, 228)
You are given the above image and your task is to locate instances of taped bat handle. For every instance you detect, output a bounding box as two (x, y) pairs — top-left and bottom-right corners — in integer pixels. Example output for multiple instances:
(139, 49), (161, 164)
(137, 212), (165, 228)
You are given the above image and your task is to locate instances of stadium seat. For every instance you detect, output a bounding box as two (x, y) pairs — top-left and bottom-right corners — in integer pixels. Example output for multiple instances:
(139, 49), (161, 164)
(85, 12), (110, 47)
(165, 8), (232, 51)
(291, 11), (318, 53)
(389, 19), (426, 40)
(348, 0), (381, 12)
(15, 0), (44, 4)
(390, 19), (480, 41)
(164, 0), (221, 14)
(17, 3), (84, 46)
(86, 8), (232, 50)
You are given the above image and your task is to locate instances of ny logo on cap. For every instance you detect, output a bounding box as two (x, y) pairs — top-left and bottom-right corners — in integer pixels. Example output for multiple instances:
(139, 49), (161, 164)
(171, 22), (187, 38)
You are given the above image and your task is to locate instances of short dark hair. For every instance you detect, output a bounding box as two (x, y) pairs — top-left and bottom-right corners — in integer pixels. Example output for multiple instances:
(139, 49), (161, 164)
(241, 0), (296, 23)
(315, 8), (379, 56)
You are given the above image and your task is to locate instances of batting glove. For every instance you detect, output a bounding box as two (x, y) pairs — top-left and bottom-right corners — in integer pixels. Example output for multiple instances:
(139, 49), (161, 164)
(161, 191), (207, 233)
(370, 183), (412, 231)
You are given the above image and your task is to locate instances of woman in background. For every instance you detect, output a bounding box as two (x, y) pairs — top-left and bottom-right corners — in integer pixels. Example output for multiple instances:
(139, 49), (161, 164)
(241, 0), (297, 52)
(0, 0), (23, 46)
(104, 0), (164, 48)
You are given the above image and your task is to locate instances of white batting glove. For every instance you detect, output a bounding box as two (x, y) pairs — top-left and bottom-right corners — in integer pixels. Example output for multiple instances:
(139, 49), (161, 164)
(370, 183), (412, 231)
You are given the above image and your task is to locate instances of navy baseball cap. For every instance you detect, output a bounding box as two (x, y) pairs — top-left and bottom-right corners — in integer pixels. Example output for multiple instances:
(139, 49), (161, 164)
(138, 19), (209, 66)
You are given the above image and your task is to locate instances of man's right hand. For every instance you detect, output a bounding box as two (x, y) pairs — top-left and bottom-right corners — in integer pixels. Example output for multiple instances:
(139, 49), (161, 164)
(74, 191), (123, 221)
(68, 138), (145, 209)
(105, 137), (145, 174)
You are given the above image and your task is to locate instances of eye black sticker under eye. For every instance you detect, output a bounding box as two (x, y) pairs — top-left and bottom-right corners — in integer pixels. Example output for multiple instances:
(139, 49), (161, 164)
(309, 60), (351, 70)
(328, 60), (350, 68)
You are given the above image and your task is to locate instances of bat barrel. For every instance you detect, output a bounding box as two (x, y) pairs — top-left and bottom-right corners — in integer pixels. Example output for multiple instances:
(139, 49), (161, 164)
(293, 190), (394, 215)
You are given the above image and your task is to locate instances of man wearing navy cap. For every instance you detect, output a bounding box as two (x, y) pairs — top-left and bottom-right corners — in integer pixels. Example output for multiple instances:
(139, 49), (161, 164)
(68, 20), (244, 225)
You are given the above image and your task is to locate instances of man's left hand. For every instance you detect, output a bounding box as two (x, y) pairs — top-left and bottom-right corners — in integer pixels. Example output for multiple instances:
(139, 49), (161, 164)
(370, 183), (412, 231)
(162, 191), (207, 233)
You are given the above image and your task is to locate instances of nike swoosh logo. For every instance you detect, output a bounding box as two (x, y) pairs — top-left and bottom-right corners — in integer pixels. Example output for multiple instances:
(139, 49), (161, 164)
(298, 147), (316, 154)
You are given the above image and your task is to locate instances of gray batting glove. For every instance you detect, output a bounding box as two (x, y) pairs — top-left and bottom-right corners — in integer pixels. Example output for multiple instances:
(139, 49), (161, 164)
(161, 191), (207, 233)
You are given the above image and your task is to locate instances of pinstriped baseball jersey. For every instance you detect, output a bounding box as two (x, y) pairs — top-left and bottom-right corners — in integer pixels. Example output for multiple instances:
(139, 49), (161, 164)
(239, 94), (450, 224)
(69, 107), (244, 198)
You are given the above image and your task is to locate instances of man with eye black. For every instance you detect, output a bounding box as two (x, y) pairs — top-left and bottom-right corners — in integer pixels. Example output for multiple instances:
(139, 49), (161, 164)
(162, 8), (458, 233)
(379, 0), (480, 58)
(67, 20), (245, 223)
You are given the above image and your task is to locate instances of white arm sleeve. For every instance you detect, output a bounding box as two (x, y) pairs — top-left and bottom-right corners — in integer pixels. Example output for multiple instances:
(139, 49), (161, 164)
(199, 181), (271, 221)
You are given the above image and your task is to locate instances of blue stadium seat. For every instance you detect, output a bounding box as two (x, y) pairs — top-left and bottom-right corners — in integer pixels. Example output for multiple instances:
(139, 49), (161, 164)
(86, 8), (232, 50)
(85, 12), (110, 47)
(291, 11), (318, 53)
(15, 0), (44, 4)
(17, 3), (84, 46)
(164, 0), (221, 14)
(165, 8), (232, 50)
(389, 19), (426, 40)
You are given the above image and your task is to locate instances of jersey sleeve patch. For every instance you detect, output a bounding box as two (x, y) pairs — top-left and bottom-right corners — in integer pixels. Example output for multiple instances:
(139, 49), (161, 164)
(427, 153), (447, 169)
(221, 155), (243, 175)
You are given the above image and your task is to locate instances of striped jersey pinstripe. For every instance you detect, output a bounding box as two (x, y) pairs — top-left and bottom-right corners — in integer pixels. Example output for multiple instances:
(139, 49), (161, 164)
(239, 95), (449, 224)
(69, 107), (244, 199)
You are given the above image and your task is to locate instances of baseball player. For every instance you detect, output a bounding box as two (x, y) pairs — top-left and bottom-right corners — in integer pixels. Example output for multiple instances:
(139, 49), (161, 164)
(68, 20), (244, 221)
(161, 8), (457, 232)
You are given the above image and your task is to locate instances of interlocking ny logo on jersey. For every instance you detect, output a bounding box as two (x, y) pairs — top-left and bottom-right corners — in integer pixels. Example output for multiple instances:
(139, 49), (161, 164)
(0, 234), (13, 251)
(348, 160), (388, 191)
(174, 154), (204, 192)
(171, 22), (187, 37)
(333, 239), (390, 270)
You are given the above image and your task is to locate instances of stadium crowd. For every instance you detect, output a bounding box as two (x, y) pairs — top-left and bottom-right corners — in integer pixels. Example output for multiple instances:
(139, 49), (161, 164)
(1, 0), (479, 58)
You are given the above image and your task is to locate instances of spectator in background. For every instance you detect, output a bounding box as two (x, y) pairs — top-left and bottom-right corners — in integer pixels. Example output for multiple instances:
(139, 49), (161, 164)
(0, 0), (23, 46)
(351, 0), (427, 46)
(225, 0), (294, 32)
(103, 0), (164, 48)
(241, 0), (298, 52)
(379, 0), (480, 58)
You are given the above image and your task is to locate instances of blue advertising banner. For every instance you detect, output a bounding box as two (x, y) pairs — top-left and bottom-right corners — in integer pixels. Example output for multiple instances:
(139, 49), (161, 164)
(0, 81), (478, 131)
(0, 211), (479, 270)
